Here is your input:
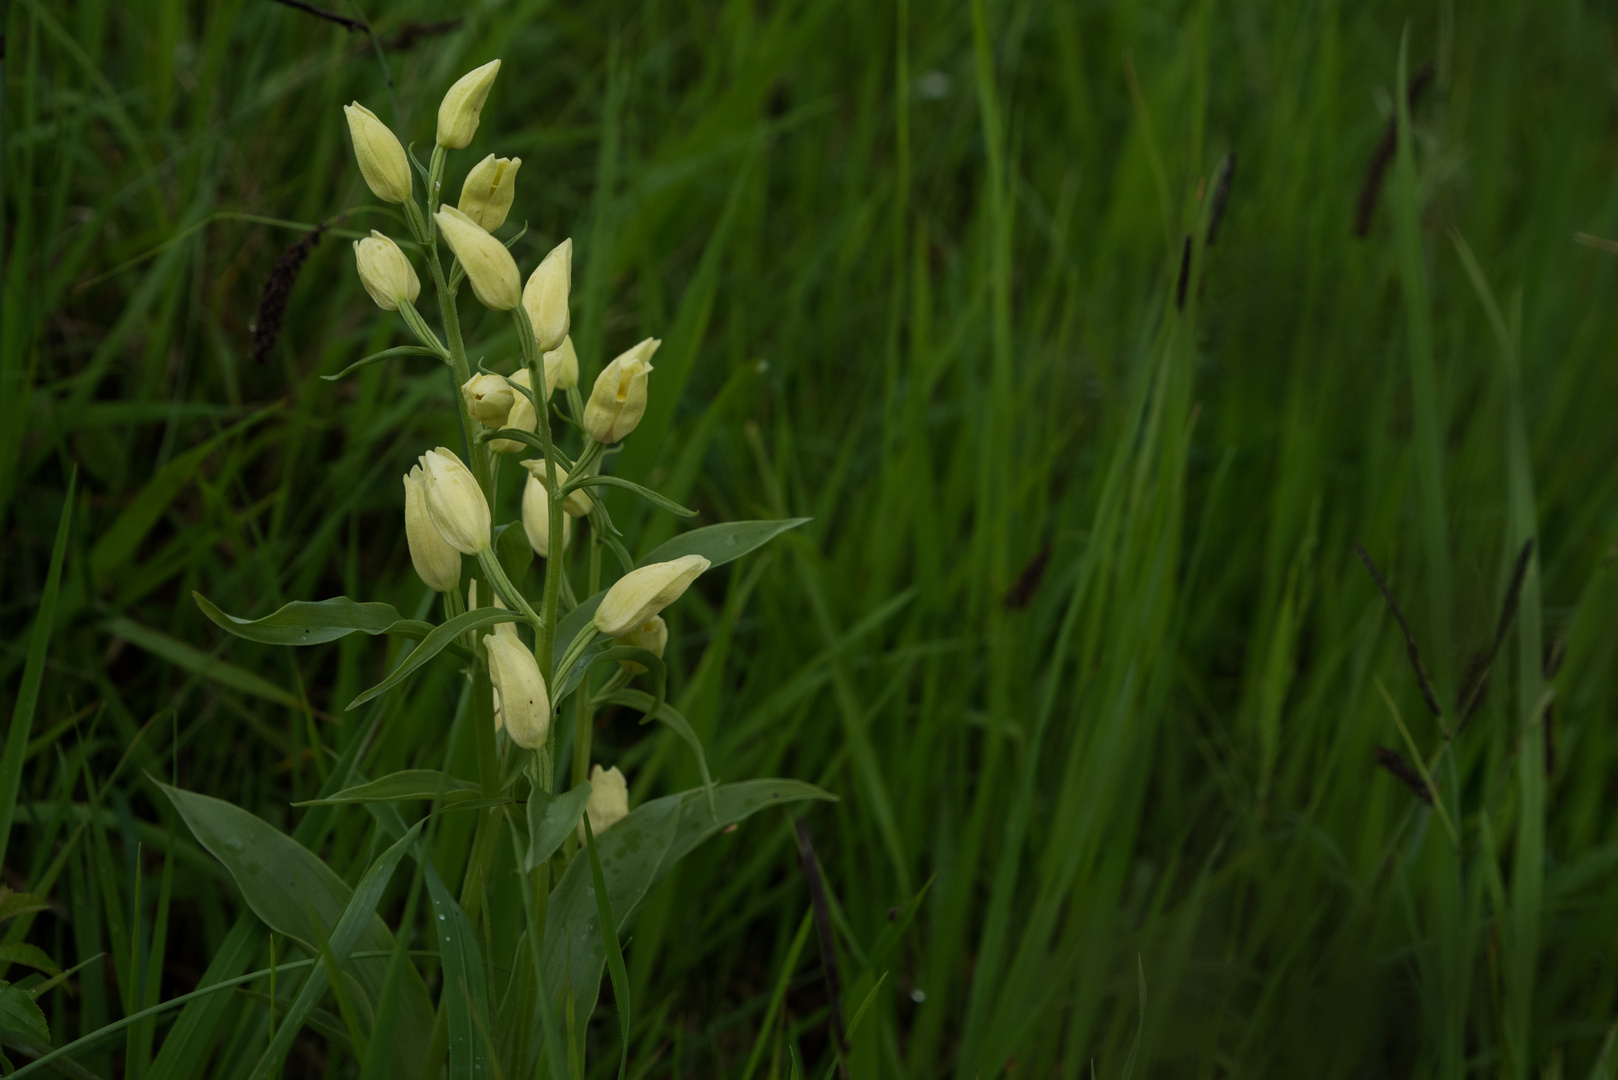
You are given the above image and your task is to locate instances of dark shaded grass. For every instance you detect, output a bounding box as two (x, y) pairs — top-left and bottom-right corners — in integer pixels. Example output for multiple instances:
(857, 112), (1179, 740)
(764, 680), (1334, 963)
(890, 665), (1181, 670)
(3, 0), (1618, 1076)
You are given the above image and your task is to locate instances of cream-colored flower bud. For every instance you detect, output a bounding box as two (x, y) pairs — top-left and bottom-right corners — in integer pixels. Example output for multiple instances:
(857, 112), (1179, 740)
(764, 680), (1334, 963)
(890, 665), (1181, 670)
(461, 373), (514, 427)
(522, 239), (572, 353)
(521, 473), (573, 557)
(435, 206), (521, 310)
(488, 368), (535, 454)
(519, 459), (590, 518)
(484, 632), (550, 750)
(545, 336), (579, 390)
(342, 103), (412, 204)
(403, 466), (461, 593)
(437, 59), (501, 149)
(458, 154), (521, 231)
(352, 231), (420, 312)
(583, 338), (659, 444)
(593, 554), (710, 637)
(578, 764), (629, 842)
(417, 447), (491, 554)
(614, 615), (667, 675)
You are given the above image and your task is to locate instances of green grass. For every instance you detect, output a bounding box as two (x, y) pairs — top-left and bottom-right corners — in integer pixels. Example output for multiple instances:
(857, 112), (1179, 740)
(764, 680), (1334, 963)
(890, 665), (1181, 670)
(5, 0), (1618, 1076)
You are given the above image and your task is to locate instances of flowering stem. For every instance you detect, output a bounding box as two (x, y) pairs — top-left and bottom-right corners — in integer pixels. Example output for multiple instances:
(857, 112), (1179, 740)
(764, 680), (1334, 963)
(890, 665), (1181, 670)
(512, 308), (566, 694)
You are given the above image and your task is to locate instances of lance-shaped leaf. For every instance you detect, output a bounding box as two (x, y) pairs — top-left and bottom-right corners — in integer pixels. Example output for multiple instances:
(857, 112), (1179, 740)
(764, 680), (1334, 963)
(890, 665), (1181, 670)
(347, 607), (525, 709)
(548, 518), (811, 671)
(321, 345), (444, 382)
(525, 781), (593, 871)
(533, 780), (836, 1063)
(424, 862), (492, 1080)
(158, 783), (435, 1078)
(194, 592), (443, 649)
(294, 770), (482, 806)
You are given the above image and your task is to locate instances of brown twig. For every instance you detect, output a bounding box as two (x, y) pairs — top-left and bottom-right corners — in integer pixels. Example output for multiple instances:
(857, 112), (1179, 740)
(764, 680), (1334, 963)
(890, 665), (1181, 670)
(1352, 540), (1442, 718)
(268, 0), (368, 34)
(1352, 61), (1436, 238)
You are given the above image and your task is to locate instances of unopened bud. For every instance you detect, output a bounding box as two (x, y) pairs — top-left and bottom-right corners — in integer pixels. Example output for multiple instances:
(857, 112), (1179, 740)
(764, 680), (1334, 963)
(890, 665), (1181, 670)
(489, 368), (536, 454)
(522, 239), (572, 353)
(519, 459), (590, 518)
(403, 466), (461, 593)
(437, 59), (501, 149)
(583, 338), (658, 444)
(546, 336), (579, 391)
(578, 764), (629, 842)
(461, 373), (514, 427)
(521, 473), (573, 557)
(614, 615), (667, 674)
(343, 103), (412, 204)
(435, 206), (521, 310)
(593, 555), (709, 637)
(417, 447), (491, 554)
(458, 154), (521, 231)
(484, 632), (550, 749)
(352, 231), (420, 312)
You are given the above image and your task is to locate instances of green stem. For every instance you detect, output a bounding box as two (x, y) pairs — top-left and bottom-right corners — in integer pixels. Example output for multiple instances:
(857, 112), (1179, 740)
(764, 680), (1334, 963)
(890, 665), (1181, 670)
(512, 308), (567, 693)
(476, 549), (542, 630)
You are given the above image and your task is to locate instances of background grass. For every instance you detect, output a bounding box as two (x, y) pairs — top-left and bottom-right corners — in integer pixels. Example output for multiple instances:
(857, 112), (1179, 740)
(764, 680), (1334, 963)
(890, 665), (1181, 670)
(4, 0), (1618, 1076)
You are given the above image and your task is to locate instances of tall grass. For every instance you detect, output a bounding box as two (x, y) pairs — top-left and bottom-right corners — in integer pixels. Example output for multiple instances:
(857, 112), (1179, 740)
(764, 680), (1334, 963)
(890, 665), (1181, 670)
(4, 0), (1618, 1075)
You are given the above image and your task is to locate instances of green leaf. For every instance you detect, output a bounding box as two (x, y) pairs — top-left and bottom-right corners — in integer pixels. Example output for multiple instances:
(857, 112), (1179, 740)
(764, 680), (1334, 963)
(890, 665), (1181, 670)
(346, 606), (524, 710)
(424, 862), (492, 1080)
(88, 410), (274, 586)
(293, 770), (483, 806)
(244, 821), (424, 1080)
(0, 889), (50, 923)
(639, 517), (810, 569)
(158, 783), (435, 1079)
(494, 521), (533, 593)
(539, 780), (836, 1043)
(525, 781), (592, 872)
(0, 981), (49, 1047)
(0, 469), (73, 874)
(321, 345), (443, 382)
(597, 689), (715, 816)
(0, 944), (60, 977)
(193, 592), (443, 649)
(105, 616), (303, 710)
(568, 474), (697, 518)
(546, 519), (810, 672)
(582, 820), (631, 1080)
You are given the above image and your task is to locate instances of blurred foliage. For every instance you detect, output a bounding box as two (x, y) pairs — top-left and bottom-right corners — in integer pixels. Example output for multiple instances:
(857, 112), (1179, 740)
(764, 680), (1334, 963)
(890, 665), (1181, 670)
(3, 0), (1618, 1076)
